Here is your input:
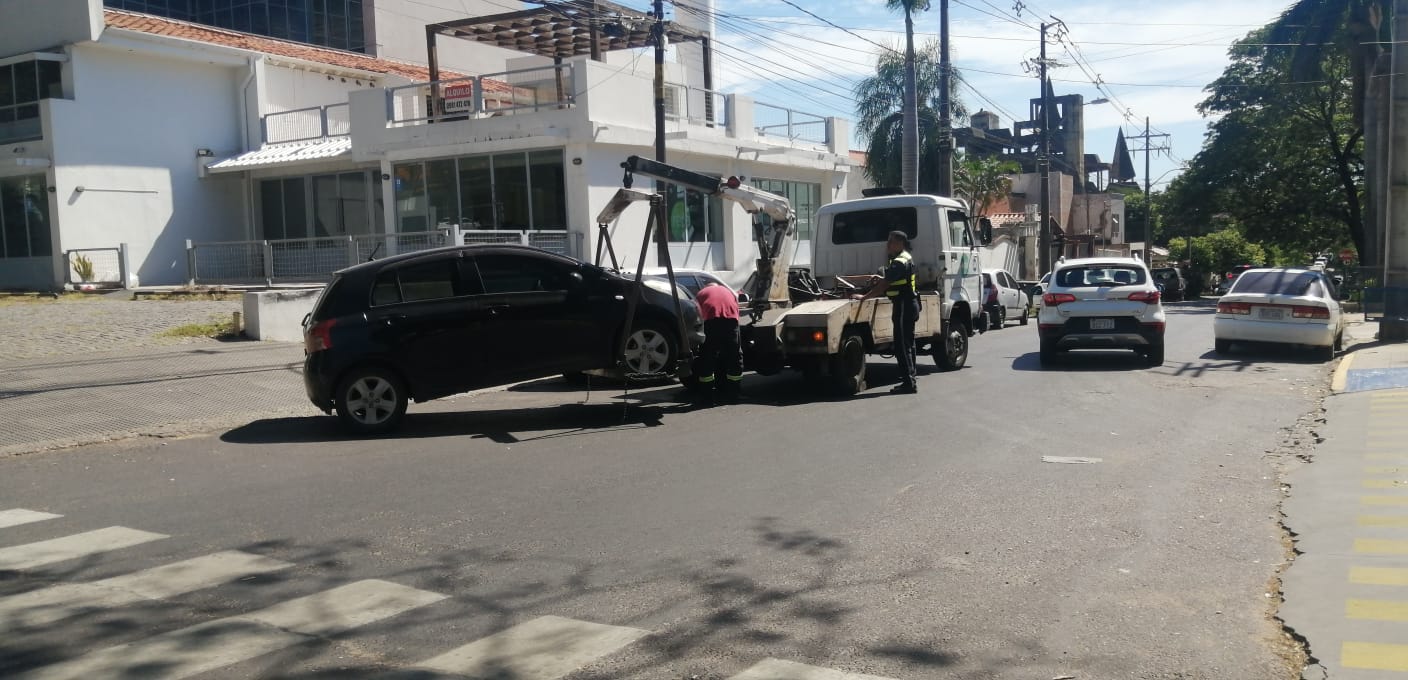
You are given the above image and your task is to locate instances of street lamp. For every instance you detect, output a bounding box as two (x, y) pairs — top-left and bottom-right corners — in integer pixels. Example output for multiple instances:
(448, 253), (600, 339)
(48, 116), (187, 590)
(1143, 164), (1187, 262)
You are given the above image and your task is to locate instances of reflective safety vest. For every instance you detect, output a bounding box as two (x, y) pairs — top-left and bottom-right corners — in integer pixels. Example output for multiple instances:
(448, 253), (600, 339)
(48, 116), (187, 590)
(885, 250), (917, 301)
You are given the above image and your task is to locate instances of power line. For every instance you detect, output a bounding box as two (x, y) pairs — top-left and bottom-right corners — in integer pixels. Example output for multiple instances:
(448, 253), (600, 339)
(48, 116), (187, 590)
(771, 0), (895, 53)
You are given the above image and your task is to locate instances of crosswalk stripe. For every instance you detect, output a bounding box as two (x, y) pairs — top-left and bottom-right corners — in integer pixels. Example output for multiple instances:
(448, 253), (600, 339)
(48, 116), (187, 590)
(1351, 567), (1408, 587)
(728, 658), (900, 680)
(1363, 479), (1408, 489)
(0, 509), (62, 530)
(1366, 466), (1408, 474)
(1362, 496), (1408, 507)
(0, 551), (292, 629)
(15, 579), (446, 680)
(415, 615), (648, 679)
(0, 527), (167, 571)
(1344, 641), (1408, 672)
(1358, 515), (1408, 528)
(1347, 599), (1408, 621)
(1355, 538), (1408, 555)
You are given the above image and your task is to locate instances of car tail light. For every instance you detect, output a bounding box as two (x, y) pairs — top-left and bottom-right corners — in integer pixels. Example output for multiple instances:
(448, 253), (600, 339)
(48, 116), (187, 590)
(1128, 291), (1161, 303)
(1217, 302), (1251, 315)
(811, 330), (825, 343)
(1292, 305), (1331, 319)
(1044, 293), (1077, 306)
(986, 288), (998, 304)
(305, 318), (336, 352)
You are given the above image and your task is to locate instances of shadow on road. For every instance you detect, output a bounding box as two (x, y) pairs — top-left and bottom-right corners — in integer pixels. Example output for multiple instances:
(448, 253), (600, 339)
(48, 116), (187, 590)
(220, 402), (687, 446)
(1009, 350), (1153, 372)
(0, 517), (958, 679)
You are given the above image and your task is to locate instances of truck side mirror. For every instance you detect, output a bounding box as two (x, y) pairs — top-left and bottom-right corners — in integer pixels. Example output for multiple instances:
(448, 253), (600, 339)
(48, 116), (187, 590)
(979, 218), (994, 246)
(737, 292), (751, 304)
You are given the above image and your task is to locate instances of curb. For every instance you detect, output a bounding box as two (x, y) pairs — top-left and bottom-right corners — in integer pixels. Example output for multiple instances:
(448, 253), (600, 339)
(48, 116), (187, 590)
(1330, 352), (1356, 394)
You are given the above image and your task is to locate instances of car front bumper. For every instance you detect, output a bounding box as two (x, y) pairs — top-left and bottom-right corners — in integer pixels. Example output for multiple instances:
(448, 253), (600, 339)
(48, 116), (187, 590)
(1214, 317), (1334, 347)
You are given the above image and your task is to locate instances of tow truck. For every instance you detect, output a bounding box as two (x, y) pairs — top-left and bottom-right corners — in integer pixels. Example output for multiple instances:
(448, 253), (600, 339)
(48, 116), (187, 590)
(595, 156), (987, 395)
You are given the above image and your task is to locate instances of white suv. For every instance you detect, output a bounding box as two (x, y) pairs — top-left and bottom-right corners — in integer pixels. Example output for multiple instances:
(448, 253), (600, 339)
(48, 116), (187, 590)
(1037, 257), (1167, 366)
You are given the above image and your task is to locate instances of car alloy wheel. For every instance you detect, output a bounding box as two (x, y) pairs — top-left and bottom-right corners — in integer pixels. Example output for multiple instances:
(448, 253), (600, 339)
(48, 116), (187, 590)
(335, 367), (408, 434)
(623, 323), (675, 375)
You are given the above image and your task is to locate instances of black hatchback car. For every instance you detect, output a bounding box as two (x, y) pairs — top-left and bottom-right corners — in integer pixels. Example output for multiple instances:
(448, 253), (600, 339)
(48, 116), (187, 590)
(303, 244), (703, 433)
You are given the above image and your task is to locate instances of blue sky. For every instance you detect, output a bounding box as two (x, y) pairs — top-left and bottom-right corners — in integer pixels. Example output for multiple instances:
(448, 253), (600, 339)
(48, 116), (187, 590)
(654, 0), (1296, 190)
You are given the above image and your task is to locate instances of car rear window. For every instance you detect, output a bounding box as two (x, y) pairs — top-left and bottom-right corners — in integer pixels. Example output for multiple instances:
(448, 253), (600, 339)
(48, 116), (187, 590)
(830, 207), (918, 245)
(1231, 271), (1322, 296)
(1054, 265), (1148, 288)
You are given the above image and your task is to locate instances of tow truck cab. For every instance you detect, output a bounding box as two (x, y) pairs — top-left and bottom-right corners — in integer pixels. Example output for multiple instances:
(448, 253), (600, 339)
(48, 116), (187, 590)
(811, 194), (986, 329)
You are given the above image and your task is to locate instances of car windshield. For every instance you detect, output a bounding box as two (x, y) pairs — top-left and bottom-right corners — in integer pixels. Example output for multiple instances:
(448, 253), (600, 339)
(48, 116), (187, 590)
(1231, 270), (1321, 296)
(1055, 265), (1147, 288)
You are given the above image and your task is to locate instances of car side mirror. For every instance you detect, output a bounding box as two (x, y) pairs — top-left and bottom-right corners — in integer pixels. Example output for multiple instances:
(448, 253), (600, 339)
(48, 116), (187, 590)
(979, 218), (994, 246)
(568, 271), (585, 289)
(737, 292), (751, 304)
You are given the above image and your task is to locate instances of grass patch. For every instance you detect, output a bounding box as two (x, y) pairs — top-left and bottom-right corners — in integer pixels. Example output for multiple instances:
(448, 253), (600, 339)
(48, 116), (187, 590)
(159, 317), (239, 339)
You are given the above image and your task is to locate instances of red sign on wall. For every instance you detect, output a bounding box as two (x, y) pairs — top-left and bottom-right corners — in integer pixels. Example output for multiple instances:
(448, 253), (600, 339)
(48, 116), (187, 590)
(1339, 248), (1356, 263)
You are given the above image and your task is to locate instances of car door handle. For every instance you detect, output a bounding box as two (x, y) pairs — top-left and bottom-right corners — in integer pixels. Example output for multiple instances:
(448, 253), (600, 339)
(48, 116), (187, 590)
(488, 304), (511, 316)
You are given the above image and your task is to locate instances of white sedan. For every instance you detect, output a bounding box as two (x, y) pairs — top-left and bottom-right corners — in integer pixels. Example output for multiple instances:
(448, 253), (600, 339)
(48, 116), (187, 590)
(1213, 267), (1346, 360)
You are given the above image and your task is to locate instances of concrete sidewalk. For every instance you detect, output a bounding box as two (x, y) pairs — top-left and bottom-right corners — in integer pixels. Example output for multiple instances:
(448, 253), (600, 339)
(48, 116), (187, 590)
(0, 294), (318, 455)
(1282, 317), (1408, 679)
(0, 341), (315, 456)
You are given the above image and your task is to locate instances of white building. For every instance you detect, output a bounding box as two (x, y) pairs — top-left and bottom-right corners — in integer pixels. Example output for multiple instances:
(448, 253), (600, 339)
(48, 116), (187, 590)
(0, 0), (855, 291)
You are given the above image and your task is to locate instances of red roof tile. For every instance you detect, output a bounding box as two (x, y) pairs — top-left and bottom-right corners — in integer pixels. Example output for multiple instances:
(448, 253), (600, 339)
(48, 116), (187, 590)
(104, 9), (446, 82)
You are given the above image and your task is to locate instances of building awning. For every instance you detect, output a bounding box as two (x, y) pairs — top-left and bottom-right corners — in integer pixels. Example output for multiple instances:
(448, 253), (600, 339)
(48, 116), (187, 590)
(207, 138), (353, 173)
(429, 1), (707, 62)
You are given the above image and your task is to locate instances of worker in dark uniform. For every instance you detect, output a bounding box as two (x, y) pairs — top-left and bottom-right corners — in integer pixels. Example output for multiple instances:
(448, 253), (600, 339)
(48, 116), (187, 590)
(857, 230), (920, 394)
(692, 281), (744, 405)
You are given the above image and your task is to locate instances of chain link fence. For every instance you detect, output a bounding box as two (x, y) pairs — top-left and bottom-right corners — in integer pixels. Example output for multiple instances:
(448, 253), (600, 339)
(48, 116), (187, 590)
(187, 229), (578, 286)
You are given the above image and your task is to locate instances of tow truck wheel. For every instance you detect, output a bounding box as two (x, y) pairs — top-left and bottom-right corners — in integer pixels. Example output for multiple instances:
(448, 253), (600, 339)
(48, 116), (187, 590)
(934, 319), (969, 371)
(831, 333), (868, 395)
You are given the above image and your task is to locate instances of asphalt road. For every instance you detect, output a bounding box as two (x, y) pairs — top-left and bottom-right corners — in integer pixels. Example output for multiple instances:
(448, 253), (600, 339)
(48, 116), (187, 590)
(0, 300), (1331, 680)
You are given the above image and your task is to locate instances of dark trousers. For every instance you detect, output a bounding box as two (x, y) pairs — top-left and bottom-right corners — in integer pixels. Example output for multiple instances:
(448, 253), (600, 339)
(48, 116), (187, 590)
(696, 318), (743, 395)
(893, 298), (919, 388)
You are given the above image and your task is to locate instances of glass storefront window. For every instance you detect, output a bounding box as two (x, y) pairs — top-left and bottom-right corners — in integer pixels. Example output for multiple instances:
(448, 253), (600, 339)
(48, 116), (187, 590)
(258, 171), (379, 241)
(0, 58), (63, 133)
(529, 150), (567, 230)
(394, 163), (428, 232)
(493, 153), (530, 231)
(425, 159), (458, 230)
(458, 155), (493, 229)
(753, 178), (821, 241)
(0, 175), (51, 259)
(394, 149), (567, 233)
(667, 184), (722, 243)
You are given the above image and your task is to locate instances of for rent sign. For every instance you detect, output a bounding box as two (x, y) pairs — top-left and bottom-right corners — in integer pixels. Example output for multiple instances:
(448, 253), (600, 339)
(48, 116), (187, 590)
(442, 81), (475, 114)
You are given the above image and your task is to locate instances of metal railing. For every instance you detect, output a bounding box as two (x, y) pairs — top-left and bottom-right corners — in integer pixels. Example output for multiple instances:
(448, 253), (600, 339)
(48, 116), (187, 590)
(186, 229), (581, 285)
(665, 83), (728, 128)
(261, 103), (351, 144)
(0, 117), (42, 145)
(65, 246), (129, 288)
(387, 63), (576, 126)
(186, 230), (452, 286)
(753, 101), (829, 145)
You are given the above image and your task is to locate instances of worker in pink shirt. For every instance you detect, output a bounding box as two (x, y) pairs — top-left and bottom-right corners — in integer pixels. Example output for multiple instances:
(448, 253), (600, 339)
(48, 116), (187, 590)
(692, 281), (743, 405)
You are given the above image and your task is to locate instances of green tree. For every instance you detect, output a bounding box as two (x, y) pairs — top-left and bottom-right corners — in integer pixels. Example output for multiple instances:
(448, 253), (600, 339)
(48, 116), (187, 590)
(1161, 28), (1363, 256)
(854, 41), (965, 194)
(953, 152), (1018, 216)
(1268, 0), (1389, 128)
(1168, 228), (1270, 278)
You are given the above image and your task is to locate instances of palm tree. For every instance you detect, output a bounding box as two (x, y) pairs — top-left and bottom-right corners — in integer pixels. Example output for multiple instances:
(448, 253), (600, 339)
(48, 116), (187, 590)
(854, 41), (965, 194)
(886, 0), (930, 194)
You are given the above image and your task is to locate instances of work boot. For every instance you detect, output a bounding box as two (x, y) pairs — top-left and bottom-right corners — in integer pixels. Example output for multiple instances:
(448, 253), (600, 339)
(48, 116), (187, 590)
(890, 383), (918, 395)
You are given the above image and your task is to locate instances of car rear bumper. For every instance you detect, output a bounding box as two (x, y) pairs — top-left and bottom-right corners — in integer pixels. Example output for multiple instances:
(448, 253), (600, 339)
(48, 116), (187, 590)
(1039, 324), (1163, 349)
(1214, 317), (1334, 347)
(303, 351), (334, 413)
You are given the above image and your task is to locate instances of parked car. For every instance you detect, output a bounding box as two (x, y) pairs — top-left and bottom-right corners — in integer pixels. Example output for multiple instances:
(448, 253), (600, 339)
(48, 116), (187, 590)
(629, 268), (732, 298)
(1213, 267), (1346, 361)
(1150, 266), (1186, 302)
(1037, 257), (1167, 367)
(303, 244), (704, 434)
(981, 268), (1029, 330)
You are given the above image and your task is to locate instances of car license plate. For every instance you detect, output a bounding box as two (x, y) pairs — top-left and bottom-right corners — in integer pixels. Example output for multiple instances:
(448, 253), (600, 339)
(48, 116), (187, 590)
(1259, 307), (1285, 320)
(1090, 318), (1115, 330)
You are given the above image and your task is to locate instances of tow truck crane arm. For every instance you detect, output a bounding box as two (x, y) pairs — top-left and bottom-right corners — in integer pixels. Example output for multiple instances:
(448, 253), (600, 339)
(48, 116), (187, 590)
(597, 156), (798, 309)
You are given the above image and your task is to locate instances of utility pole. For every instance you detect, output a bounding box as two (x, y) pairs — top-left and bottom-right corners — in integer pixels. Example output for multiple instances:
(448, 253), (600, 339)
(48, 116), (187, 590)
(1384, 0), (1408, 341)
(1127, 118), (1169, 263)
(936, 0), (953, 196)
(652, 0), (667, 167)
(1038, 21), (1052, 275)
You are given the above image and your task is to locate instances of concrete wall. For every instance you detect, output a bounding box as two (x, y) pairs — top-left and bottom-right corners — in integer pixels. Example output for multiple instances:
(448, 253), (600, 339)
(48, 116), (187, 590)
(47, 43), (246, 286)
(260, 63), (378, 114)
(242, 287), (321, 341)
(0, 0), (102, 58)
(369, 0), (524, 74)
